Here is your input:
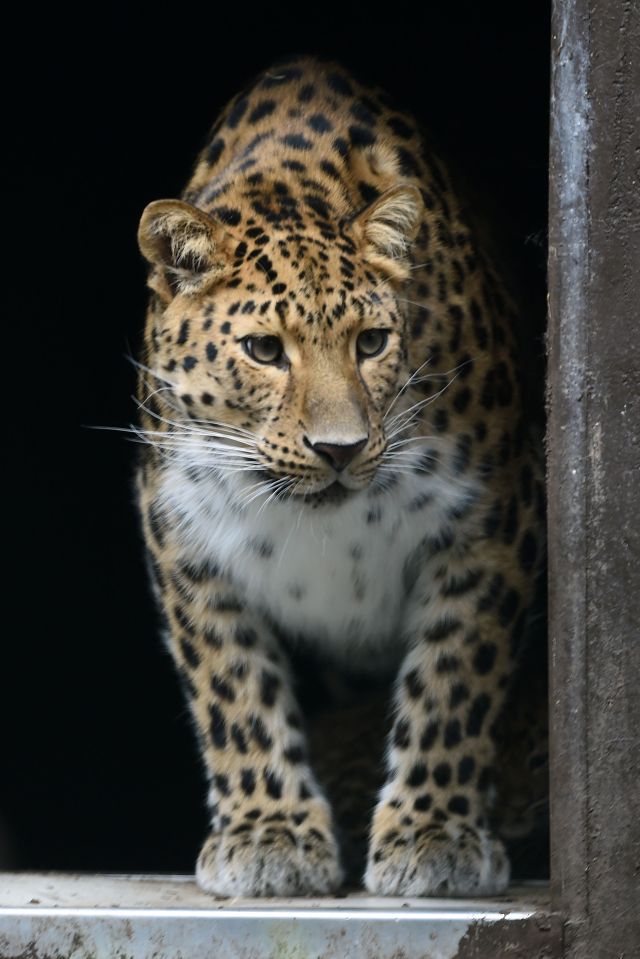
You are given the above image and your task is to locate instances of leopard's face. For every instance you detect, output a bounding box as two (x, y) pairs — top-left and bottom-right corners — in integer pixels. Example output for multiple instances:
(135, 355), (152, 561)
(146, 228), (413, 497)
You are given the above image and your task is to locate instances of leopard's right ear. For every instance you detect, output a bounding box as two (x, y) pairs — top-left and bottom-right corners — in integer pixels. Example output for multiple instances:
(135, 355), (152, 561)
(138, 200), (233, 303)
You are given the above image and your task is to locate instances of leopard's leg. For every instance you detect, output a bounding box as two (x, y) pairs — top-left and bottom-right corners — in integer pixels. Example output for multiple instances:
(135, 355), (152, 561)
(365, 541), (532, 897)
(149, 551), (344, 896)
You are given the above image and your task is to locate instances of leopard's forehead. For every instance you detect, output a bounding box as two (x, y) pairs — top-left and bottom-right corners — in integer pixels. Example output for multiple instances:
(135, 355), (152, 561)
(190, 226), (401, 342)
(169, 58), (426, 340)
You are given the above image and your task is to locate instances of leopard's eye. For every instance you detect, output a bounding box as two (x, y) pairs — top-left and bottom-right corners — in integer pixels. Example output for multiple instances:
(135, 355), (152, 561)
(356, 329), (389, 359)
(242, 335), (284, 365)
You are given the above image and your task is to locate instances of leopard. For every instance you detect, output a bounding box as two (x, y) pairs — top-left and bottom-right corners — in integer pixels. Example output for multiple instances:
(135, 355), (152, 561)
(134, 55), (547, 898)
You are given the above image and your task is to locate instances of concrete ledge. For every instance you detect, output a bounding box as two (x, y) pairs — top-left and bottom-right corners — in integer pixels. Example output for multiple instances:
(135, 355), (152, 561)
(0, 873), (561, 958)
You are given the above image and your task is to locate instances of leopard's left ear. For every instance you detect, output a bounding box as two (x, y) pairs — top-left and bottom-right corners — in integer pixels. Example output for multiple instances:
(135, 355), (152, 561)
(349, 184), (423, 281)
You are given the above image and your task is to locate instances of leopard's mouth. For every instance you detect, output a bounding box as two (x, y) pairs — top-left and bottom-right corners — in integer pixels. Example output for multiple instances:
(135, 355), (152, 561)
(247, 467), (370, 503)
(300, 481), (355, 506)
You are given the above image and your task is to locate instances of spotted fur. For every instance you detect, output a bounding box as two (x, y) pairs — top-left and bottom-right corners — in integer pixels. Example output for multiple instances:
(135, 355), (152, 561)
(135, 56), (546, 897)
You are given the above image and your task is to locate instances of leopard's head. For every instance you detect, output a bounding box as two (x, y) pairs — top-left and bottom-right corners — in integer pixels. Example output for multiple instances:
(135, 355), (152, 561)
(138, 182), (423, 500)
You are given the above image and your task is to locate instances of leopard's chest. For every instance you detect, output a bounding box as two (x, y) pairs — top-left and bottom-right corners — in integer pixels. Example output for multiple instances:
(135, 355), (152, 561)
(158, 453), (480, 664)
(218, 489), (421, 658)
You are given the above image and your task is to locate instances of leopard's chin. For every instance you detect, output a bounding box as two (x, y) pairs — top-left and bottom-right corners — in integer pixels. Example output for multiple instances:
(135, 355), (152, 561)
(300, 481), (359, 506)
(301, 480), (358, 506)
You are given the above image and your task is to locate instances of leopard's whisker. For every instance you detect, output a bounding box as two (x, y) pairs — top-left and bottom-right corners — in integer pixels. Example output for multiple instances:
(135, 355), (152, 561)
(108, 423), (259, 449)
(256, 477), (296, 515)
(382, 357), (436, 420)
(129, 361), (255, 440)
(134, 400), (258, 448)
(241, 482), (286, 509)
(127, 355), (181, 391)
(394, 296), (434, 310)
(105, 427), (261, 465)
(384, 356), (474, 430)
(133, 434), (259, 458)
(385, 385), (458, 438)
(385, 436), (438, 452)
(385, 370), (463, 431)
(236, 473), (294, 508)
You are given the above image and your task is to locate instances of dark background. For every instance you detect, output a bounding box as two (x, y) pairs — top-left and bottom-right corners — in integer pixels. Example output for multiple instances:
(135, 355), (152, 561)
(2, 4), (550, 872)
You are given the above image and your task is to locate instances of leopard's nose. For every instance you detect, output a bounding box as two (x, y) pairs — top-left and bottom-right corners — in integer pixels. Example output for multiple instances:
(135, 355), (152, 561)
(305, 437), (368, 472)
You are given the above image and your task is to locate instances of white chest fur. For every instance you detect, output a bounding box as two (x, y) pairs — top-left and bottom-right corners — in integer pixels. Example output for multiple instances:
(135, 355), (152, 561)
(156, 443), (479, 664)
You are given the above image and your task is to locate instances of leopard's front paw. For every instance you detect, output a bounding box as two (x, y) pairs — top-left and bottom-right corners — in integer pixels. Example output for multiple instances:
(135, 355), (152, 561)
(365, 815), (509, 897)
(196, 805), (344, 896)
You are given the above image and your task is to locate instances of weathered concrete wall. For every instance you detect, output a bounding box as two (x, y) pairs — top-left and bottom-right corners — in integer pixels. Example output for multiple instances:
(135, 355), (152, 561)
(547, 0), (640, 955)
